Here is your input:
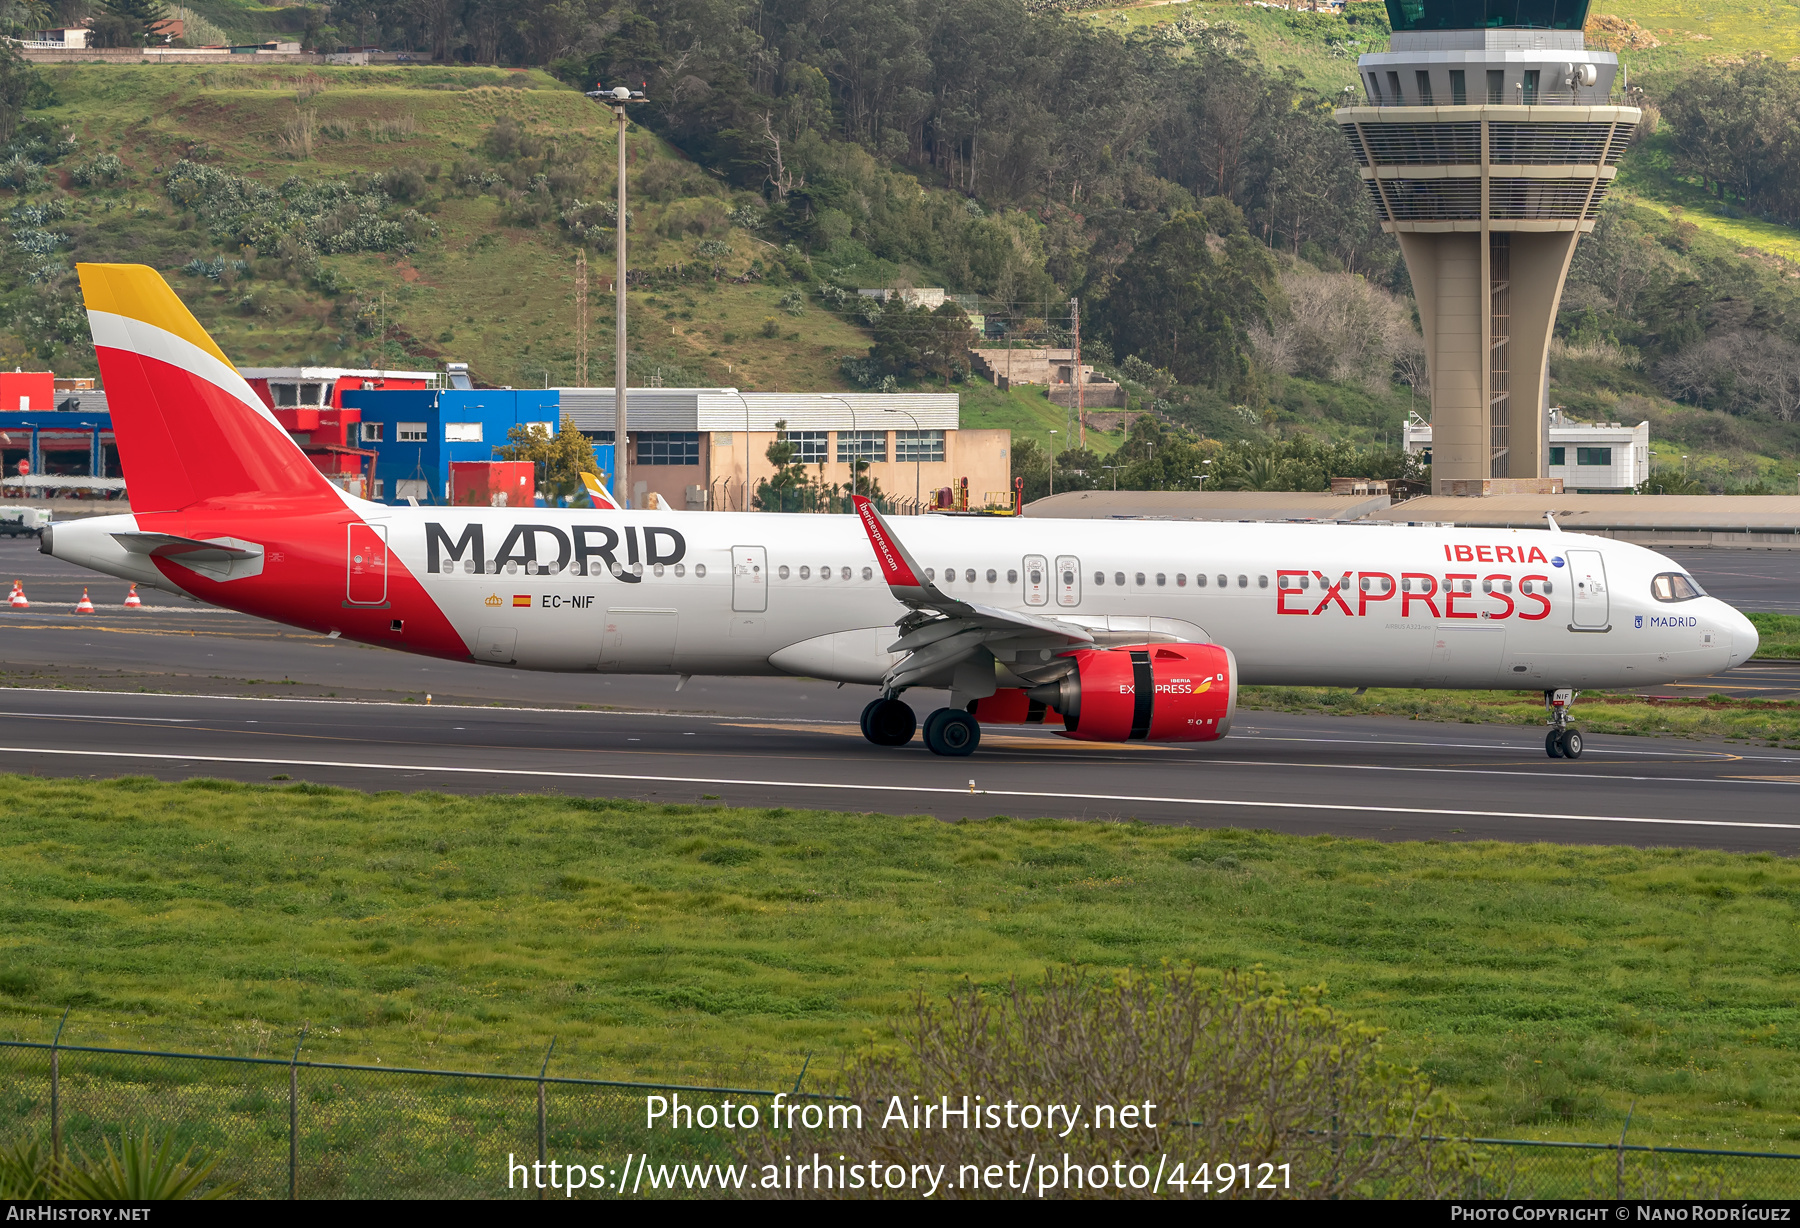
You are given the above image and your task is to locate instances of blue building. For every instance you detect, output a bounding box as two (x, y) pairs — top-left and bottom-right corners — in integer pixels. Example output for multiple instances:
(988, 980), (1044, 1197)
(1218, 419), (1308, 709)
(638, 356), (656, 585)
(339, 388), (563, 506)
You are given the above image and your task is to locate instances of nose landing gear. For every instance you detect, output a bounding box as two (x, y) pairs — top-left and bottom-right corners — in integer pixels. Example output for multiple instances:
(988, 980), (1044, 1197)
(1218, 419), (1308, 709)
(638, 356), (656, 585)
(1544, 688), (1583, 759)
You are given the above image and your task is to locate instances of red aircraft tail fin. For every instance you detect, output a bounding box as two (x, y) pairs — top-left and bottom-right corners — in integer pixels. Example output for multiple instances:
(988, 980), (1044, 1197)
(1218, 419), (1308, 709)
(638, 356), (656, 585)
(77, 263), (348, 513)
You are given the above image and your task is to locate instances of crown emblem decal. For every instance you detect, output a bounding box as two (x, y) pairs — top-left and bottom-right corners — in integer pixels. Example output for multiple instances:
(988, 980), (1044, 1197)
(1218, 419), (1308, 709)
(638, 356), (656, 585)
(485, 593), (502, 607)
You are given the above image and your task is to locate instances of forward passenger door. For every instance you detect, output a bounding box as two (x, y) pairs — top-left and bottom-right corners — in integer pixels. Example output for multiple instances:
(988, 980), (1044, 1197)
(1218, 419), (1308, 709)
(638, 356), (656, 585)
(1022, 554), (1048, 606)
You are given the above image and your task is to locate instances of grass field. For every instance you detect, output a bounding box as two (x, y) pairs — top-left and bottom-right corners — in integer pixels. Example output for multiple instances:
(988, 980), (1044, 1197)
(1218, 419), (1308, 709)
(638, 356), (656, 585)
(1239, 684), (1800, 744)
(0, 775), (1797, 1148)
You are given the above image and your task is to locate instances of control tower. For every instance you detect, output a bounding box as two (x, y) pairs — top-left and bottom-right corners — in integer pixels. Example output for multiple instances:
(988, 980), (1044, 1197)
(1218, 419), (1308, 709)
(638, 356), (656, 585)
(1336, 1), (1638, 492)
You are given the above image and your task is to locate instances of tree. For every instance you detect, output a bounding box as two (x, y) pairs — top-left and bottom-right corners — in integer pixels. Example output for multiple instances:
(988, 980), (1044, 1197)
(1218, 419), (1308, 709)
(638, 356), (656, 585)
(754, 418), (813, 511)
(867, 301), (973, 386)
(494, 415), (600, 504)
(89, 0), (170, 46)
(0, 41), (37, 148)
(1096, 206), (1274, 394)
(1661, 59), (1800, 224)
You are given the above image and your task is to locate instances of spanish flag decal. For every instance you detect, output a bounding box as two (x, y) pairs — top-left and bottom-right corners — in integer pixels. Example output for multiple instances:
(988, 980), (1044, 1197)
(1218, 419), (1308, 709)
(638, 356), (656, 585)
(513, 594), (532, 608)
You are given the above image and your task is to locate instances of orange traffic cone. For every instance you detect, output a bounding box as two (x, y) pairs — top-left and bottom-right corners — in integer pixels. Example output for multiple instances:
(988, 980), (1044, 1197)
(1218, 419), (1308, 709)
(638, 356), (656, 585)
(123, 584), (142, 609)
(75, 588), (95, 614)
(10, 581), (26, 610)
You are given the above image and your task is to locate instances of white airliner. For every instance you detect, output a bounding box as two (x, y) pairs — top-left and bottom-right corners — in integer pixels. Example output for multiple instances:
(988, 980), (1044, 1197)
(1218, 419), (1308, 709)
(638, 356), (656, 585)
(44, 264), (1759, 759)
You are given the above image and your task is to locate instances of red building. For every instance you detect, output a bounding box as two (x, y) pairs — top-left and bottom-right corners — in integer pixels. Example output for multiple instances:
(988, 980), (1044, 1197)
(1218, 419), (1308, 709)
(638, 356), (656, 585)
(239, 366), (437, 499)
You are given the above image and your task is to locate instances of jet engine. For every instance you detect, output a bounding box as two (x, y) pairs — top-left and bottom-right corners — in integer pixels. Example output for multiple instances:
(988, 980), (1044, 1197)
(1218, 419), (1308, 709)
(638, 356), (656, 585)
(1011, 642), (1237, 743)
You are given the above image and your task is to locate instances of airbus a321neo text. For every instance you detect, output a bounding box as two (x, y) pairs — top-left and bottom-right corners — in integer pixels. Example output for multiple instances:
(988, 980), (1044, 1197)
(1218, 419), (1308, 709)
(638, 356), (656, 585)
(45, 263), (1759, 760)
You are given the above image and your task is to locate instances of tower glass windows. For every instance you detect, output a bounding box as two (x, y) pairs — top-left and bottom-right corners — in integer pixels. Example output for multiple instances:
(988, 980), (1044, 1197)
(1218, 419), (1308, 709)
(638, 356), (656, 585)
(1384, 0), (1594, 32)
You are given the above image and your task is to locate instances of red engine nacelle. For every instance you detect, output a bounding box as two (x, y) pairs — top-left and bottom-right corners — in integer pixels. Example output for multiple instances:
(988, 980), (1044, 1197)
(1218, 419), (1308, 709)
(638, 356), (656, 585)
(968, 688), (1062, 726)
(1012, 642), (1237, 743)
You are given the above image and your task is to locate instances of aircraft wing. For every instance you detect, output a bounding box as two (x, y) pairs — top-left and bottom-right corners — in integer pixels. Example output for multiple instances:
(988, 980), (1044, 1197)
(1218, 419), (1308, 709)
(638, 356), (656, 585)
(851, 495), (1091, 690)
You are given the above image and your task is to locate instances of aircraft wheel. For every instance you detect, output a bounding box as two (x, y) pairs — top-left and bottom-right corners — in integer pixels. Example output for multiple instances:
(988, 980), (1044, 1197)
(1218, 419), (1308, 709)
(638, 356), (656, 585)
(866, 698), (917, 747)
(1544, 730), (1564, 759)
(859, 698), (881, 741)
(923, 708), (980, 757)
(1557, 728), (1583, 759)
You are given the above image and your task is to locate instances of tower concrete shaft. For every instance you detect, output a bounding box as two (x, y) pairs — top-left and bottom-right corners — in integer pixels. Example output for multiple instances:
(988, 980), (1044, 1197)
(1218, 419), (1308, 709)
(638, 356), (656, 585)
(1337, 26), (1637, 492)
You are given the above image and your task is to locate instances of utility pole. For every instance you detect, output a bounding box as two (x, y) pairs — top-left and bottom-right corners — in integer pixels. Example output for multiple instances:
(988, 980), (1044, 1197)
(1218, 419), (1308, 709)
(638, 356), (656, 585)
(575, 250), (588, 387)
(588, 84), (646, 505)
(1071, 297), (1084, 449)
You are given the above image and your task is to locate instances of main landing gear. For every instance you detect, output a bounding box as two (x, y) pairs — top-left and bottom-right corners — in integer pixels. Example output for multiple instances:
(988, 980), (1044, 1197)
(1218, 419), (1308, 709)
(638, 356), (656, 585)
(860, 697), (917, 747)
(1543, 688), (1583, 759)
(859, 697), (981, 756)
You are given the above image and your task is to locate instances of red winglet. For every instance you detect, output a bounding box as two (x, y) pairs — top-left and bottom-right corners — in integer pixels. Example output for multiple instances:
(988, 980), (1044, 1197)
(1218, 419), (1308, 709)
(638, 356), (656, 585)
(853, 495), (920, 587)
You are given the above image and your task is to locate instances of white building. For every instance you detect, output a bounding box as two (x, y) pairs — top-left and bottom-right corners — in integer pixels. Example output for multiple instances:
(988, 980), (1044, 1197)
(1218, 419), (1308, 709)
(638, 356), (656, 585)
(1404, 410), (1649, 493)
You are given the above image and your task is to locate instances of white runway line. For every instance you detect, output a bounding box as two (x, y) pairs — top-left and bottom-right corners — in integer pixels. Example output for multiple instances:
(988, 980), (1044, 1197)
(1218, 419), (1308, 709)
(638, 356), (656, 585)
(1, 745), (1798, 834)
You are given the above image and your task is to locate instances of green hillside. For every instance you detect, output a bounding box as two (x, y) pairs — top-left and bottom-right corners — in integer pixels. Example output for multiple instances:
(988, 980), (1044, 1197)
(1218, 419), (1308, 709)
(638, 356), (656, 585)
(4, 0), (1800, 489)
(0, 65), (881, 395)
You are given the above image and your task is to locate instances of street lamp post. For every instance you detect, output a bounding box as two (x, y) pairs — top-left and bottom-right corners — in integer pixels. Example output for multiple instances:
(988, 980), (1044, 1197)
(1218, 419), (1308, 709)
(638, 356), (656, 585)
(1104, 464), (1121, 491)
(1047, 429), (1058, 497)
(586, 84), (646, 507)
(883, 405), (922, 511)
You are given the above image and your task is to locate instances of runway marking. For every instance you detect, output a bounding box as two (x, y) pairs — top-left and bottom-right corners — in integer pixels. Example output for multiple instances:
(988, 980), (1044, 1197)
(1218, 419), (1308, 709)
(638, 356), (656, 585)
(0, 711), (197, 722)
(1725, 775), (1800, 784)
(0, 745), (1797, 834)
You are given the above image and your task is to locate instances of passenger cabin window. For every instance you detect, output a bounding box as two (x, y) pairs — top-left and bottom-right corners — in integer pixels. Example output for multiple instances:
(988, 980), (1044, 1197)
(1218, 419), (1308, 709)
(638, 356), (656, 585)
(1651, 572), (1704, 602)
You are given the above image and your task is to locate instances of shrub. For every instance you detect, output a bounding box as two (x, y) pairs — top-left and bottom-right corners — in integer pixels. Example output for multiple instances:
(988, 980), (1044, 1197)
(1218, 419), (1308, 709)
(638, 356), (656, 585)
(58, 1128), (235, 1200)
(0, 154), (44, 190)
(69, 153), (125, 187)
(741, 967), (1465, 1199)
(779, 289), (806, 317)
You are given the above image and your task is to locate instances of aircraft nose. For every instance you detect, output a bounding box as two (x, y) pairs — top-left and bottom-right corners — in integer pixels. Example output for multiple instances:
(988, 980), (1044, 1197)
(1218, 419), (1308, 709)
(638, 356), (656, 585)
(1724, 603), (1759, 666)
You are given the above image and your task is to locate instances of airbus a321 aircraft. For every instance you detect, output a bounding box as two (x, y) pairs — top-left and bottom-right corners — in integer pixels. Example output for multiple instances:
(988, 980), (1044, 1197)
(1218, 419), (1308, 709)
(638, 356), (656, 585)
(45, 263), (1759, 760)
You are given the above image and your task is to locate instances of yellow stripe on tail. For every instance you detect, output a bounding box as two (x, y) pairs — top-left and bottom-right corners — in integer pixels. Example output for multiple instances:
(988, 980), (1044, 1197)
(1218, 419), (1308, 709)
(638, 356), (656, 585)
(76, 263), (238, 372)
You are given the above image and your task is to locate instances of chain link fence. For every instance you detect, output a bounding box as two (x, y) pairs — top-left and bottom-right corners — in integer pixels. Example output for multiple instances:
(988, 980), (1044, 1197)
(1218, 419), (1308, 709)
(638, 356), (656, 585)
(3, 1036), (1797, 1198)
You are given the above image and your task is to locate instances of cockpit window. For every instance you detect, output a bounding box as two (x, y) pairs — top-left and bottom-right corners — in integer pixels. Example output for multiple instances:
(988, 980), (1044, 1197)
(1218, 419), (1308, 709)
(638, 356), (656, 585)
(1651, 572), (1705, 603)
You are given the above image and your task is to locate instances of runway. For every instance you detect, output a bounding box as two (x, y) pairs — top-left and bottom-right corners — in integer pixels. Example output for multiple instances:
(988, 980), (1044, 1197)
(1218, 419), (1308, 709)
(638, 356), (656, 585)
(2, 537), (1797, 852)
(5, 686), (1799, 852)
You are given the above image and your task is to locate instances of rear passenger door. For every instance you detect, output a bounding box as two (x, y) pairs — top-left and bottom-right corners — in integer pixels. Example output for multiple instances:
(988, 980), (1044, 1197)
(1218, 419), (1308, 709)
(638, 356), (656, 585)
(1055, 555), (1081, 607)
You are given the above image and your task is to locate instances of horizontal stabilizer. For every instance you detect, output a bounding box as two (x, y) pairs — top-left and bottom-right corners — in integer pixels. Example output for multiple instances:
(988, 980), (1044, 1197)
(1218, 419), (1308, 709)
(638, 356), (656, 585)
(111, 531), (264, 582)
